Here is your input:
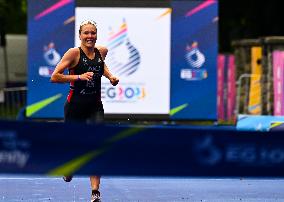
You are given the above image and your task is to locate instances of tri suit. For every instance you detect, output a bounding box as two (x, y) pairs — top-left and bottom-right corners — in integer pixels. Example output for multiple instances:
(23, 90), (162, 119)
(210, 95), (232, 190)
(64, 47), (105, 123)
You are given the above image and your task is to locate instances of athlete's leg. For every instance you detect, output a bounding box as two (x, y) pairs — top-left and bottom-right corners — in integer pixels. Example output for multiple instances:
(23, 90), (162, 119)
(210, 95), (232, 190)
(63, 101), (87, 182)
(90, 175), (100, 190)
(88, 102), (104, 201)
(64, 101), (87, 122)
(90, 176), (101, 202)
(87, 101), (104, 124)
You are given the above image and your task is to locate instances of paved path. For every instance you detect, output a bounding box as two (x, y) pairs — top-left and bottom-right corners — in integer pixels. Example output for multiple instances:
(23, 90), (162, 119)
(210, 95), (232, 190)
(0, 176), (284, 201)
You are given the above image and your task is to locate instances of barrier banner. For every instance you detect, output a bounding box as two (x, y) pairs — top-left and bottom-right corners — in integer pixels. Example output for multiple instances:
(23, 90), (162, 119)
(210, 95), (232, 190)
(273, 50), (284, 116)
(237, 114), (284, 131)
(217, 54), (225, 121)
(227, 55), (236, 121)
(1, 120), (284, 176)
(217, 54), (236, 122)
(248, 46), (262, 115)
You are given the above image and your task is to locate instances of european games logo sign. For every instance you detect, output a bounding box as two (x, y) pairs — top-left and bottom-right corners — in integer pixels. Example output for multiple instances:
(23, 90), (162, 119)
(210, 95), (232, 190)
(180, 41), (208, 81)
(103, 20), (146, 102)
(185, 42), (205, 68)
(38, 42), (61, 77)
(107, 20), (141, 77)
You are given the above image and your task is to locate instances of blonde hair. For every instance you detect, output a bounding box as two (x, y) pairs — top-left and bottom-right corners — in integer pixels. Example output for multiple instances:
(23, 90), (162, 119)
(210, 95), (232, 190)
(79, 20), (97, 34)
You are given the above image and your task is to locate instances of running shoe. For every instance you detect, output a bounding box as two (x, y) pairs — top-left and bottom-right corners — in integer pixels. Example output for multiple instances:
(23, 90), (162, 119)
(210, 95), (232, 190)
(63, 175), (73, 182)
(91, 190), (101, 202)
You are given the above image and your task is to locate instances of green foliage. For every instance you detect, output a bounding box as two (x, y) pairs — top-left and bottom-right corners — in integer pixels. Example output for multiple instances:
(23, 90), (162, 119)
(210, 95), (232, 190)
(0, 0), (8, 17)
(21, 0), (27, 13)
(0, 0), (27, 34)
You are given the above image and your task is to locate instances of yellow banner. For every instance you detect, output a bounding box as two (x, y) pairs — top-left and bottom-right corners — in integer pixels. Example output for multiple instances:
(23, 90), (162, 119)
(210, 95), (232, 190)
(248, 47), (262, 114)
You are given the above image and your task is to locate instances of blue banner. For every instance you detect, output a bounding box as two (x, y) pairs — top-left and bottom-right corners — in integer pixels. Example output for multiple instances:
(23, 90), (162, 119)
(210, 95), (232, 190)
(1, 120), (284, 176)
(237, 114), (284, 131)
(170, 0), (218, 120)
(27, 0), (75, 118)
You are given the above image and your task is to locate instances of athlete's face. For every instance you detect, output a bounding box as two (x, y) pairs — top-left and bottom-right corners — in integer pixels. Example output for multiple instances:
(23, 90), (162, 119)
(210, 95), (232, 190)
(79, 24), (97, 48)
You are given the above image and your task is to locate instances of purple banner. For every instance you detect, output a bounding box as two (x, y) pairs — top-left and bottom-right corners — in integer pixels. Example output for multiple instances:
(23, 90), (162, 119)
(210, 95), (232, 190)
(273, 51), (284, 115)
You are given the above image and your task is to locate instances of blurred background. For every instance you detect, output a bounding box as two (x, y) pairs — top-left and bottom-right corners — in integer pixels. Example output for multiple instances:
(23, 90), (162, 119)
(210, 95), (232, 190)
(1, 3), (284, 201)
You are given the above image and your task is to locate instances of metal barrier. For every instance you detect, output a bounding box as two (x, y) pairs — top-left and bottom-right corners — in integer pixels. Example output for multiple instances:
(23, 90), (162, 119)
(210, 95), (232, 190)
(0, 86), (27, 119)
(235, 74), (263, 116)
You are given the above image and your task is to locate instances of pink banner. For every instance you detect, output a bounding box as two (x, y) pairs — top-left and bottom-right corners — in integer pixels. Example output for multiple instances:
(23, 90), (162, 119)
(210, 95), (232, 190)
(227, 55), (236, 121)
(217, 54), (225, 120)
(273, 51), (284, 116)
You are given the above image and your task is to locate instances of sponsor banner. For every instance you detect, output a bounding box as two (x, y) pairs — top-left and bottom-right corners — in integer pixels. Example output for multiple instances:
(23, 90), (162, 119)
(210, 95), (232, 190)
(270, 122), (284, 131)
(248, 47), (262, 115)
(27, 0), (75, 118)
(217, 54), (236, 122)
(75, 7), (171, 114)
(227, 55), (236, 121)
(170, 0), (218, 120)
(1, 120), (284, 176)
(273, 51), (284, 116)
(237, 114), (284, 131)
(217, 54), (225, 120)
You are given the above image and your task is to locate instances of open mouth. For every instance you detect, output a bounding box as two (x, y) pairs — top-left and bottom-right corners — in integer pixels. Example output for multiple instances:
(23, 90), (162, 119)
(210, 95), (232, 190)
(86, 39), (95, 44)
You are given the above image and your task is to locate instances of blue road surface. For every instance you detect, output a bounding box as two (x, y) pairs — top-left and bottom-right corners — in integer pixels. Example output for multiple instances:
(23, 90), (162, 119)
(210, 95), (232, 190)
(0, 175), (284, 202)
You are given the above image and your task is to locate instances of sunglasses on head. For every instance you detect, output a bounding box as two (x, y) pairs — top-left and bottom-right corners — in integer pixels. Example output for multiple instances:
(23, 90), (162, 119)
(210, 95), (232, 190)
(80, 20), (97, 27)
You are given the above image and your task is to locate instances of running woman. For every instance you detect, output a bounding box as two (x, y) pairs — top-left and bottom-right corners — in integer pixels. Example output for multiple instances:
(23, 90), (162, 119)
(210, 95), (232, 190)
(51, 20), (119, 202)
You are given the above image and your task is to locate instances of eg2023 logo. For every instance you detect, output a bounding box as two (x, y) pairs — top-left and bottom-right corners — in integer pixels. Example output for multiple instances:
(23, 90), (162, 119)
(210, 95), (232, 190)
(102, 20), (145, 102)
(102, 84), (146, 102)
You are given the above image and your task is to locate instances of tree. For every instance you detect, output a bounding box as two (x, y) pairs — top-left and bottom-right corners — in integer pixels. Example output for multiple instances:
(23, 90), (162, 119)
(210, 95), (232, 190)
(0, 0), (8, 14)
(0, 0), (26, 34)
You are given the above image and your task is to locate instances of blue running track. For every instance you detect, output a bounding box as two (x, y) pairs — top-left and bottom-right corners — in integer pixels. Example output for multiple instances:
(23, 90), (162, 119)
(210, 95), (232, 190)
(1, 175), (284, 202)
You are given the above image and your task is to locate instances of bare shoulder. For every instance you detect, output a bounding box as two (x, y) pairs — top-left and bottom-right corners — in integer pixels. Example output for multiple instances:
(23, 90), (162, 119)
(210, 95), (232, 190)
(65, 47), (80, 58)
(61, 47), (80, 68)
(96, 45), (108, 60)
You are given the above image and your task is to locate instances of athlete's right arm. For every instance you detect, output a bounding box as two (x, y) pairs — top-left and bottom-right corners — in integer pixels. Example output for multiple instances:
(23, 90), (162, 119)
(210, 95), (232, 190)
(50, 48), (79, 83)
(50, 48), (93, 83)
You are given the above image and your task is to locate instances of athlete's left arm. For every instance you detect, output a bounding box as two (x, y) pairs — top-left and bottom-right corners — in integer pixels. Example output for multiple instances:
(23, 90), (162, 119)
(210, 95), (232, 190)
(97, 45), (108, 60)
(104, 64), (119, 86)
(97, 46), (119, 86)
